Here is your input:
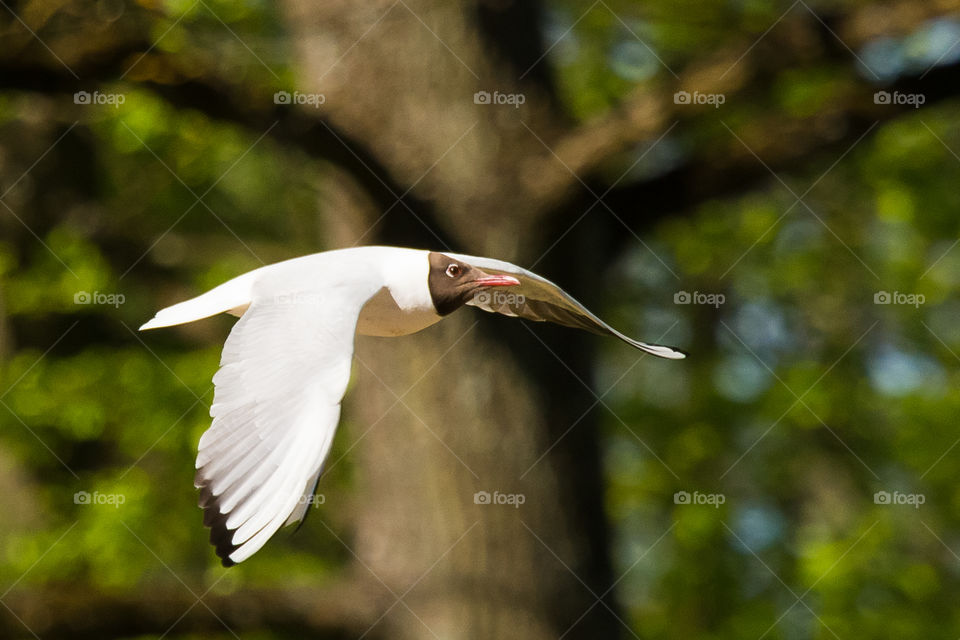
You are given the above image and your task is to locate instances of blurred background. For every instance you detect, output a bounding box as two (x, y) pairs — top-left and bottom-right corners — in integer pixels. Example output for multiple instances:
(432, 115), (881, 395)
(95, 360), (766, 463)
(2, 0), (960, 637)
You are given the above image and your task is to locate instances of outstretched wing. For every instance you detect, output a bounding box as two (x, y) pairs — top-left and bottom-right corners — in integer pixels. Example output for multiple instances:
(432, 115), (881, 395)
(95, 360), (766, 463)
(447, 253), (686, 360)
(195, 292), (361, 566)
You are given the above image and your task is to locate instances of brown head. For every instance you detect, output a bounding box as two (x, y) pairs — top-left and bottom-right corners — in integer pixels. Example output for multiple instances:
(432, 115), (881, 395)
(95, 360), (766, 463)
(427, 252), (520, 315)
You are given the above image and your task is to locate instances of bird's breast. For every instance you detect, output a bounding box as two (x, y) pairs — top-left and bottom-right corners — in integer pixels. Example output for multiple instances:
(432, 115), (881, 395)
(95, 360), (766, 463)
(356, 286), (442, 337)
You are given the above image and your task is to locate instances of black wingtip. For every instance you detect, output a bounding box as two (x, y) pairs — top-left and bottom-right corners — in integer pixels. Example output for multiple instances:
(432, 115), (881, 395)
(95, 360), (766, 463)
(198, 483), (241, 567)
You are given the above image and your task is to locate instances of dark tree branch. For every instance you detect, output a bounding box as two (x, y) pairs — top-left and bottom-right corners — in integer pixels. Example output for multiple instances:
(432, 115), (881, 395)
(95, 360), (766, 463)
(550, 0), (960, 188)
(0, 52), (449, 237)
(602, 60), (960, 236)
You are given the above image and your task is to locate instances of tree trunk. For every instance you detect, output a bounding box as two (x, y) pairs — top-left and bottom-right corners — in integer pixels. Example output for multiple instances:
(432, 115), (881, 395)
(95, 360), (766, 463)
(278, 0), (624, 637)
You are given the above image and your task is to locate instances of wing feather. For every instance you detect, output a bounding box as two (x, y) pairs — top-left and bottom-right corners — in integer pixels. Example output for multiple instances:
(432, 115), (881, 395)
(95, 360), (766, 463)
(194, 291), (363, 566)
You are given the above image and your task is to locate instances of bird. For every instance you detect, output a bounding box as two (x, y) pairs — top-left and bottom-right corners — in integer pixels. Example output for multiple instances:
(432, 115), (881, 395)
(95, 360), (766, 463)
(140, 246), (685, 566)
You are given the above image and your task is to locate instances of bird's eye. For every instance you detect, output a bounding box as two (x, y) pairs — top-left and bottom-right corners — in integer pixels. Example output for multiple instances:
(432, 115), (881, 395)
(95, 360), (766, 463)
(445, 264), (461, 278)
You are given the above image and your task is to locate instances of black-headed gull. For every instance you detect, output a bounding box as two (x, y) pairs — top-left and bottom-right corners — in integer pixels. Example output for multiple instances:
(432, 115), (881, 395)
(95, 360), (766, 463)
(140, 246), (685, 565)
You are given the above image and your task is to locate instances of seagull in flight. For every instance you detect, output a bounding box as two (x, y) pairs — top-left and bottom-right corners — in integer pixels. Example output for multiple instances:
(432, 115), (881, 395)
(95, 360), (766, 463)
(140, 246), (685, 565)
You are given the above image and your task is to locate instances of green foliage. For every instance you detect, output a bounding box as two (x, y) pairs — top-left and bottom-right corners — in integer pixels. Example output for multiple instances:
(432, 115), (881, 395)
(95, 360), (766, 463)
(600, 104), (960, 637)
(0, 3), (342, 628)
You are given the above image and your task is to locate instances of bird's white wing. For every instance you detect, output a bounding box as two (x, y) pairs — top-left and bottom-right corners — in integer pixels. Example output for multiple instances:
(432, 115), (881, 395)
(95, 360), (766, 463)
(195, 291), (362, 566)
(447, 253), (686, 360)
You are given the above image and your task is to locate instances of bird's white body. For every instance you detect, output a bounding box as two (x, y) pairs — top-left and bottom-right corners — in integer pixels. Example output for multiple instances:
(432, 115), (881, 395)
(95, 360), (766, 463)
(354, 249), (442, 336)
(140, 245), (684, 565)
(143, 247), (442, 336)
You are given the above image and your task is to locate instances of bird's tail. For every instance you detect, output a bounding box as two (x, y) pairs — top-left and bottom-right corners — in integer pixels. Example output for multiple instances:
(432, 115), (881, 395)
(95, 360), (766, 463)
(139, 271), (258, 330)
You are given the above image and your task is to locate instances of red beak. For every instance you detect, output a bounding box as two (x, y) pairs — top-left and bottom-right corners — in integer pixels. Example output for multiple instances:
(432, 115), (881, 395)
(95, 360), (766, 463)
(473, 274), (521, 287)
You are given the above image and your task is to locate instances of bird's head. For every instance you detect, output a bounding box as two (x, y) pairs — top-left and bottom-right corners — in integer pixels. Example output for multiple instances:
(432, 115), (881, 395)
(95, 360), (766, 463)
(427, 252), (520, 315)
